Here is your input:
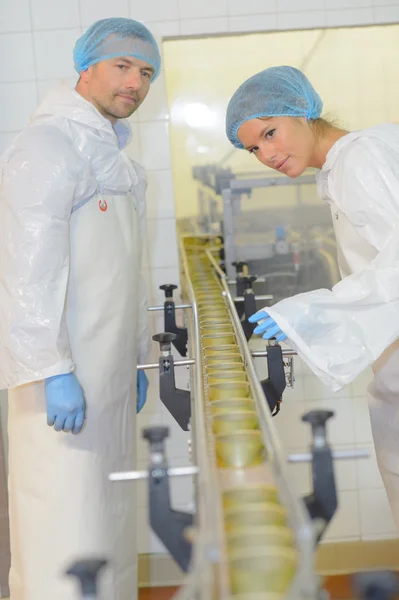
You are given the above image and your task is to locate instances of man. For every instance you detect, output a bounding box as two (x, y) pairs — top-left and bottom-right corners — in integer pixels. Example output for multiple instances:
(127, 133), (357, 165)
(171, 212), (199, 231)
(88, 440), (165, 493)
(0, 17), (160, 600)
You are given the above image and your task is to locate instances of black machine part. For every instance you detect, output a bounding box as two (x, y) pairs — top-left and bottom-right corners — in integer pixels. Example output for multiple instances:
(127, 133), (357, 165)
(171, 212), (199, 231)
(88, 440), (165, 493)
(66, 559), (108, 596)
(159, 284), (188, 357)
(142, 426), (193, 572)
(232, 261), (247, 318)
(352, 571), (399, 600)
(260, 341), (286, 416)
(302, 410), (338, 543)
(152, 333), (191, 431)
(240, 275), (258, 341)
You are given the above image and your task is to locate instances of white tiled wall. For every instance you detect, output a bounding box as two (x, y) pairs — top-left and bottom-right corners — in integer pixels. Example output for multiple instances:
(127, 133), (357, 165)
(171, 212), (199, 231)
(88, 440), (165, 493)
(1, 0), (398, 556)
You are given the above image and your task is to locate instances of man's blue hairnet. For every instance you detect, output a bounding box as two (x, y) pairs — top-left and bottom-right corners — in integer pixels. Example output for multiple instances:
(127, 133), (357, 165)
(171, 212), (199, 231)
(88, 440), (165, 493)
(73, 18), (161, 80)
(226, 66), (323, 149)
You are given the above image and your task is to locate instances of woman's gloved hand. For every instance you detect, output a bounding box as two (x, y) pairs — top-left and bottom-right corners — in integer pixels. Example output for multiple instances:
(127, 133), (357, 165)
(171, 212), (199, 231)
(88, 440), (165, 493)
(45, 372), (86, 434)
(248, 310), (288, 342)
(137, 370), (149, 413)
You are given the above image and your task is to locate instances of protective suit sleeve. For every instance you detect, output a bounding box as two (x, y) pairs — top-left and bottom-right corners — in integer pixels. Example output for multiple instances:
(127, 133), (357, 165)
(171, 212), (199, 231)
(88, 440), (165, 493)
(0, 131), (78, 389)
(264, 140), (399, 392)
(132, 160), (151, 364)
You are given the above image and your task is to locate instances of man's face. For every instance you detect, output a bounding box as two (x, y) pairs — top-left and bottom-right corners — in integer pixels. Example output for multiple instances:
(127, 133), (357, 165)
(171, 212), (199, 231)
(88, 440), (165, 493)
(79, 56), (154, 123)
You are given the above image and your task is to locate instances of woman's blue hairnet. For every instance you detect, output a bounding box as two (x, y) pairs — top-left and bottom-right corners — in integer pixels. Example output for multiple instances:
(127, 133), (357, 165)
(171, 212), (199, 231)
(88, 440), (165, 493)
(226, 66), (323, 149)
(73, 18), (161, 81)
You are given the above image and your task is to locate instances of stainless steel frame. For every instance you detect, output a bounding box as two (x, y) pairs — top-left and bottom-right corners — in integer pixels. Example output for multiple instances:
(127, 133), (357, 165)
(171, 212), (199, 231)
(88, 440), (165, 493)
(221, 174), (316, 280)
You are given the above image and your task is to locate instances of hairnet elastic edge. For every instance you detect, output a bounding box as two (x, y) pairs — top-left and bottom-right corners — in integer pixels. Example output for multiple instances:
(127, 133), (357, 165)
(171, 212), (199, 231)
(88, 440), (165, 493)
(74, 52), (160, 81)
(228, 110), (320, 149)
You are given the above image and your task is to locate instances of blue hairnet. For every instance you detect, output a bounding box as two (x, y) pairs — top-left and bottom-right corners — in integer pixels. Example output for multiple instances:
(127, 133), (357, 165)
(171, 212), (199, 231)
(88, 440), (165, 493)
(226, 66), (323, 149)
(74, 18), (161, 80)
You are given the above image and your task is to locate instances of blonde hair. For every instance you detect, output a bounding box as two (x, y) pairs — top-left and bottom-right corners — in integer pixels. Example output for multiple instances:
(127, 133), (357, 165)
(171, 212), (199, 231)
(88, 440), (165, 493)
(309, 116), (337, 137)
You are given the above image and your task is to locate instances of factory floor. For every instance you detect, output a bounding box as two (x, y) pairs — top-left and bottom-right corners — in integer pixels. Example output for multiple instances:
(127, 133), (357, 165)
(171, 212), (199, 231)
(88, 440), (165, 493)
(139, 588), (179, 599)
(2, 576), (396, 600)
(138, 576), (361, 600)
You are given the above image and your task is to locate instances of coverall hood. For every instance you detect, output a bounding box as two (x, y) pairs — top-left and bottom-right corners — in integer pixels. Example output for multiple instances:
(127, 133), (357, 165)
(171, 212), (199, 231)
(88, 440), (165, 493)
(32, 82), (133, 150)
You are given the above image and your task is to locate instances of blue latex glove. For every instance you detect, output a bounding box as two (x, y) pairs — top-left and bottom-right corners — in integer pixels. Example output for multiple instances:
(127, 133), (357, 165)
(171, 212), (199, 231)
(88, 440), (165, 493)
(137, 370), (149, 413)
(45, 372), (86, 434)
(248, 310), (288, 342)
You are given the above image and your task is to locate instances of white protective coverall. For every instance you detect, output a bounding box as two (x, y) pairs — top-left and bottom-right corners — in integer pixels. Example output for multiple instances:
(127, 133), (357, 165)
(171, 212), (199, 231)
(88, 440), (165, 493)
(0, 83), (150, 600)
(265, 123), (399, 526)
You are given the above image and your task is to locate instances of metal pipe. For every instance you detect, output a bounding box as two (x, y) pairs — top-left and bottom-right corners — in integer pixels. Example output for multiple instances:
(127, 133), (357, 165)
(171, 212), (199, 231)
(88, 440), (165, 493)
(110, 446), (370, 482)
(229, 174), (315, 190)
(208, 253), (226, 279)
(258, 272), (297, 280)
(178, 238), (228, 596)
(148, 303), (192, 312)
(221, 188), (237, 280)
(233, 294), (273, 303)
(137, 359), (195, 371)
(227, 278), (266, 285)
(110, 446), (371, 481)
(251, 349), (298, 358)
(109, 466), (199, 482)
(288, 449), (370, 463)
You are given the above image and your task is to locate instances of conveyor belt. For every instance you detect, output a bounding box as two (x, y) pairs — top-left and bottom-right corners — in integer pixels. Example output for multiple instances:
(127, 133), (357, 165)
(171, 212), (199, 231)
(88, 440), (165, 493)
(178, 234), (318, 600)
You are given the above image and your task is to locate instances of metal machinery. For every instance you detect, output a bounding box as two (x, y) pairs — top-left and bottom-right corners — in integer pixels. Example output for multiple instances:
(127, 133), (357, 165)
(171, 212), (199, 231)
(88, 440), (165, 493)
(64, 234), (397, 600)
(189, 165), (340, 305)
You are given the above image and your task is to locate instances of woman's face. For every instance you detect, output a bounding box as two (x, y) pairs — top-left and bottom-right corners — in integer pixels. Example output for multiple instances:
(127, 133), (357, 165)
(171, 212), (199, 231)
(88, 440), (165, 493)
(237, 116), (317, 177)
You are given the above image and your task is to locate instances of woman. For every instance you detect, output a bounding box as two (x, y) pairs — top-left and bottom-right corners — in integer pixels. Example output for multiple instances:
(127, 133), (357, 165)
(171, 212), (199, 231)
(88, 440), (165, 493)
(226, 66), (399, 526)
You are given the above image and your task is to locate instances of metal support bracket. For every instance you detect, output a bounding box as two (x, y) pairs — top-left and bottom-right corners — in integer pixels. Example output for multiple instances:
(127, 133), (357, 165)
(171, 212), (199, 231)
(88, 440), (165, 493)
(301, 410), (338, 543)
(159, 284), (188, 357)
(153, 333), (191, 431)
(260, 340), (287, 416)
(142, 426), (193, 572)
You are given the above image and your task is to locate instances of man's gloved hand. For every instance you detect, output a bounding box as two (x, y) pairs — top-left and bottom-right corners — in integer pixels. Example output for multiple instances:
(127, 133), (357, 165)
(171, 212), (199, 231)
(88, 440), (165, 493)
(45, 372), (86, 434)
(248, 310), (288, 342)
(137, 370), (149, 413)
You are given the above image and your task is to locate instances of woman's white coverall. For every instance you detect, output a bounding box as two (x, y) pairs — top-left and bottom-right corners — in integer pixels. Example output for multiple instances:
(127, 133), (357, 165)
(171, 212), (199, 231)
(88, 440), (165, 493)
(264, 124), (399, 527)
